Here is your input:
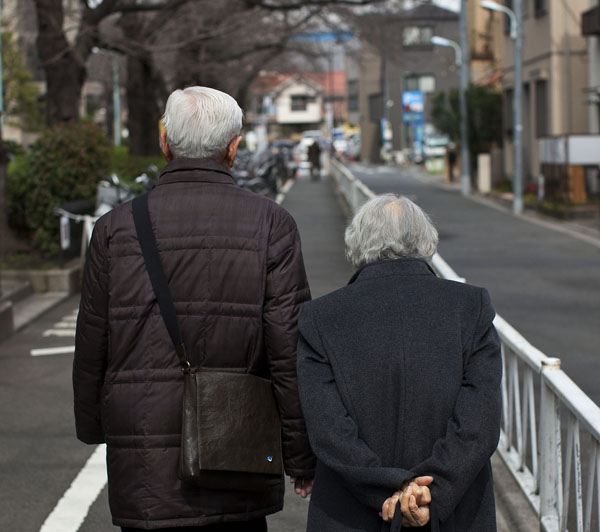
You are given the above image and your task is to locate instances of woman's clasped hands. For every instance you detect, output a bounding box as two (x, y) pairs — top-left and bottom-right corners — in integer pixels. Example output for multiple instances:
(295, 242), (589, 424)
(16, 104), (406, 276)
(380, 476), (434, 527)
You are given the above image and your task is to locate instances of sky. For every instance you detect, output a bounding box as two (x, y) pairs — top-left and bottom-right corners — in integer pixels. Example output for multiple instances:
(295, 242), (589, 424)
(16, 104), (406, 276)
(437, 0), (460, 11)
(404, 0), (460, 11)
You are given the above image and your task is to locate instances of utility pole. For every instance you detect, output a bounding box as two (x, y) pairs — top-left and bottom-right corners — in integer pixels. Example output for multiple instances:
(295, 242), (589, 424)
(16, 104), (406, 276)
(0, 0), (9, 265)
(481, 0), (523, 214)
(459, 0), (471, 195)
(513, 0), (524, 214)
(112, 55), (121, 147)
(381, 51), (391, 163)
(0, 0), (3, 131)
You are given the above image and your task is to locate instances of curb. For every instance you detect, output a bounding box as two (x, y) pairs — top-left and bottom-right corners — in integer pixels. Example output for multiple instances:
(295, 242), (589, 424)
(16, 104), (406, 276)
(13, 292), (71, 333)
(406, 165), (600, 249)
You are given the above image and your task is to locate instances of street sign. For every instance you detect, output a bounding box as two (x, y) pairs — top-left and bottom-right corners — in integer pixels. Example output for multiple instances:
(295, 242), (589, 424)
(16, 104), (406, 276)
(402, 91), (425, 123)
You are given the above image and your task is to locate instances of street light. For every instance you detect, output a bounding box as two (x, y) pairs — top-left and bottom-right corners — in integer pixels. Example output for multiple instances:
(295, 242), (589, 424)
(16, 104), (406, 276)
(431, 28), (471, 196)
(481, 0), (523, 214)
(431, 36), (462, 66)
(480, 1), (517, 39)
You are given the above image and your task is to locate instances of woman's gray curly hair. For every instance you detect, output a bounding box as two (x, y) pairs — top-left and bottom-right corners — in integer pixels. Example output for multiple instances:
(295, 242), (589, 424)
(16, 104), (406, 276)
(344, 194), (439, 269)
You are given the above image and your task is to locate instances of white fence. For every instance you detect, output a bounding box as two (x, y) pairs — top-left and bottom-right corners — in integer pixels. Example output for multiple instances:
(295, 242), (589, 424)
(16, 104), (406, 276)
(329, 158), (600, 532)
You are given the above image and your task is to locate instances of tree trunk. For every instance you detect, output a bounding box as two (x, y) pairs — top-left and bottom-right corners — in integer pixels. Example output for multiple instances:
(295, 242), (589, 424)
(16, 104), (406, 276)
(125, 54), (163, 157)
(0, 141), (23, 258)
(34, 0), (86, 124)
(118, 13), (163, 157)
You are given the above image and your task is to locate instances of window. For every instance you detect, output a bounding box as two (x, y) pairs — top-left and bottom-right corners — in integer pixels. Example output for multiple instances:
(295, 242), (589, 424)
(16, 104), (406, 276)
(290, 95), (315, 112)
(535, 80), (548, 138)
(534, 0), (547, 16)
(404, 74), (436, 94)
(402, 26), (433, 47)
(347, 80), (359, 112)
(419, 75), (436, 93)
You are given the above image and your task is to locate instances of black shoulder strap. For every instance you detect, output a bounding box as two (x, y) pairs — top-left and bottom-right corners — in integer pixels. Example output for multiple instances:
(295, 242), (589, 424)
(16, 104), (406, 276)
(132, 194), (189, 370)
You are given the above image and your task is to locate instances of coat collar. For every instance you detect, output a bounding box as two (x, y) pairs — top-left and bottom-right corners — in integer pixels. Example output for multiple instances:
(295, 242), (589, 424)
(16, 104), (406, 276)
(155, 158), (235, 187)
(348, 258), (437, 285)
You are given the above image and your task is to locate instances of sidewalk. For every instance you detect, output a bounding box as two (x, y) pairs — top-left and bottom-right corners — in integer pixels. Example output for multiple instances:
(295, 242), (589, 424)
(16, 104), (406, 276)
(272, 173), (538, 532)
(407, 164), (600, 246)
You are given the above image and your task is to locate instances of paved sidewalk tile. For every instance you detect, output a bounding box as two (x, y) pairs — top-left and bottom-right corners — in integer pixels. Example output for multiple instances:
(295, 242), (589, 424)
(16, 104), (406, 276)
(13, 292), (70, 332)
(281, 175), (353, 299)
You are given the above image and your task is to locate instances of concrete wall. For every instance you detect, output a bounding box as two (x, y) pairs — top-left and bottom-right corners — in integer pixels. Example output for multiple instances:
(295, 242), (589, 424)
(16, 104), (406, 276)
(275, 82), (322, 125)
(469, 3), (504, 84)
(356, 6), (460, 163)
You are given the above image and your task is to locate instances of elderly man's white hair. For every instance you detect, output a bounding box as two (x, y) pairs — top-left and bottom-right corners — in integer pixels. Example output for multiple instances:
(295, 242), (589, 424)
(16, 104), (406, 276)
(345, 194), (439, 269)
(162, 87), (243, 160)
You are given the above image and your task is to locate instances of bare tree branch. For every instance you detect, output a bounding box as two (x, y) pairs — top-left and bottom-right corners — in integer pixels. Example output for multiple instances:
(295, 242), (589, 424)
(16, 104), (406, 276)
(112, 0), (192, 15)
(244, 0), (382, 10)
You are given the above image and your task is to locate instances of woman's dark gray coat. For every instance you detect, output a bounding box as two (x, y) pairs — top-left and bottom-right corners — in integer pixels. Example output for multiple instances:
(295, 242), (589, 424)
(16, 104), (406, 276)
(297, 258), (502, 532)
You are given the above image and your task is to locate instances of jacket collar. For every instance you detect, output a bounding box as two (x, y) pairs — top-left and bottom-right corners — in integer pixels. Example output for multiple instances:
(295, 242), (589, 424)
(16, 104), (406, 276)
(155, 158), (235, 187)
(348, 258), (437, 285)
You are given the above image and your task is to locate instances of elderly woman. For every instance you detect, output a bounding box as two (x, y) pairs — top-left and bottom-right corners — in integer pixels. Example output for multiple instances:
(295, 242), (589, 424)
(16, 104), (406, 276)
(297, 194), (502, 531)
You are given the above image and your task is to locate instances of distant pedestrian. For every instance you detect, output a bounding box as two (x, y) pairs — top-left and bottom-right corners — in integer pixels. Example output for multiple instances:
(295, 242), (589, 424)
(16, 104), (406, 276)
(297, 194), (502, 531)
(74, 86), (315, 531)
(308, 140), (321, 181)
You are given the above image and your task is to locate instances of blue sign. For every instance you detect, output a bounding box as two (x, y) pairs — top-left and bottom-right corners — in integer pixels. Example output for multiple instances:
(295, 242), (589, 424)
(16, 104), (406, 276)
(290, 31), (353, 42)
(402, 91), (425, 123)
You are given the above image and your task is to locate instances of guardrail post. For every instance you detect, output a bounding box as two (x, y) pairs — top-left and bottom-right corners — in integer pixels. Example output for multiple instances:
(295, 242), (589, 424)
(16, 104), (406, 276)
(539, 357), (562, 532)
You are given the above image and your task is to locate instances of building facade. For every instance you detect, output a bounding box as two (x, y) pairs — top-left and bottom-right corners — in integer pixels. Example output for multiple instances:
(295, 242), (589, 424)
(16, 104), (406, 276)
(497, 0), (589, 183)
(469, 1), (504, 86)
(355, 4), (460, 163)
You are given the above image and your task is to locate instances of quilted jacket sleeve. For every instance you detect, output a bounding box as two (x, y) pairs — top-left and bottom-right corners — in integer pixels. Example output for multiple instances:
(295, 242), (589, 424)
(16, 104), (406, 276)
(263, 206), (316, 478)
(73, 216), (110, 444)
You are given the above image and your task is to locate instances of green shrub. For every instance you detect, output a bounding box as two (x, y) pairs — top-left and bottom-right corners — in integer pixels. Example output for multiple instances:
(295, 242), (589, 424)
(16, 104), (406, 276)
(7, 122), (110, 257)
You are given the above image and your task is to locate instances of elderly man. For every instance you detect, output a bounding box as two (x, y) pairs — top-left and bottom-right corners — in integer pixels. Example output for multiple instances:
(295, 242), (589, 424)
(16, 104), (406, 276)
(74, 87), (315, 531)
(297, 194), (502, 531)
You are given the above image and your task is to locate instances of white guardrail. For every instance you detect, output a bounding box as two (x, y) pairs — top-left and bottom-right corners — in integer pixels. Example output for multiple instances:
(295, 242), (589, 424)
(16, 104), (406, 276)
(329, 157), (600, 532)
(53, 207), (98, 261)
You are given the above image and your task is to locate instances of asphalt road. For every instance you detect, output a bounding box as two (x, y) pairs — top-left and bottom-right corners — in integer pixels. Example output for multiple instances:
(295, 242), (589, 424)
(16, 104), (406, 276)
(350, 163), (600, 405)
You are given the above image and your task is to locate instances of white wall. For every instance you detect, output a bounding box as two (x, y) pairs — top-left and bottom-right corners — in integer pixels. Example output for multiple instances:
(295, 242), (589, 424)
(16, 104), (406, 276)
(275, 82), (322, 124)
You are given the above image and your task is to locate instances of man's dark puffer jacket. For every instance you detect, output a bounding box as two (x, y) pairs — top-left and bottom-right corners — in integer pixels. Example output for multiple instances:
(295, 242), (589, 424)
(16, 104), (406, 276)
(74, 158), (315, 530)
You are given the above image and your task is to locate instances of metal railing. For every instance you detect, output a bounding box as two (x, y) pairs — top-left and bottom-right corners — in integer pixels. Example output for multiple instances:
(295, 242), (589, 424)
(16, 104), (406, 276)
(329, 158), (600, 532)
(53, 206), (98, 261)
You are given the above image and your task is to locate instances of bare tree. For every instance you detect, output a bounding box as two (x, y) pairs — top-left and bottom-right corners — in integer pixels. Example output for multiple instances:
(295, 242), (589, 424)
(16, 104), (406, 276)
(32, 0), (382, 126)
(31, 0), (193, 125)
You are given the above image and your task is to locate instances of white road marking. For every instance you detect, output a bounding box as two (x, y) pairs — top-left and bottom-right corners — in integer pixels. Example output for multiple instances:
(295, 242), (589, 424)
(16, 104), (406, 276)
(33, 309), (78, 355)
(43, 329), (76, 337)
(276, 179), (296, 205)
(31, 346), (75, 357)
(39, 444), (107, 532)
(52, 322), (77, 328)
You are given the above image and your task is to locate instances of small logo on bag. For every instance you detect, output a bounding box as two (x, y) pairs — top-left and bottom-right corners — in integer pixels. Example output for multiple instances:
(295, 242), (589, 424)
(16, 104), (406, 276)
(267, 456), (273, 462)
